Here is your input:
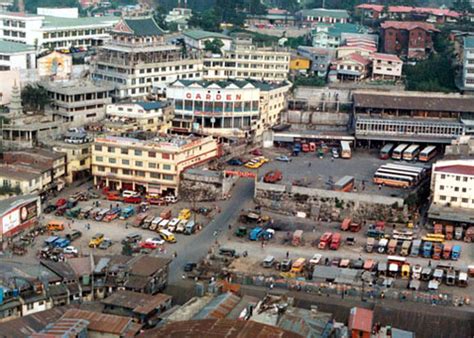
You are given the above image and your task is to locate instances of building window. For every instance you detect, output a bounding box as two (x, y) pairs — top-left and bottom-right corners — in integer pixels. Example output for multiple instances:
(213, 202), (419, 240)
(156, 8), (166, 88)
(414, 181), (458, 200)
(123, 169), (131, 175)
(122, 159), (130, 165)
(440, 174), (446, 179)
(95, 145), (102, 151)
(456, 176), (460, 181)
(121, 148), (128, 155)
(463, 177), (468, 182)
(439, 195), (446, 201)
(80, 159), (86, 166)
(150, 172), (160, 179)
(149, 163), (157, 169)
(26, 303), (34, 310)
(462, 198), (468, 203)
(162, 153), (170, 160)
(109, 158), (116, 164)
(136, 161), (143, 167)
(95, 156), (103, 162)
(462, 188), (467, 193)
(439, 185), (444, 190)
(136, 170), (145, 177)
(108, 146), (115, 153)
(450, 197), (457, 202)
(163, 174), (174, 180)
(454, 187), (459, 192)
(149, 151), (156, 158)
(163, 164), (171, 170)
(98, 166), (105, 172)
(111, 168), (118, 174)
(135, 149), (142, 156)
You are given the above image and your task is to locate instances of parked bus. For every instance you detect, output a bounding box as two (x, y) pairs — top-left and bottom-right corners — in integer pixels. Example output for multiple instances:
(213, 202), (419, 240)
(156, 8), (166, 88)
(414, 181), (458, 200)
(340, 141), (352, 159)
(375, 168), (421, 184)
(380, 143), (395, 160)
(382, 163), (425, 176)
(373, 170), (415, 188)
(392, 144), (408, 160)
(419, 146), (437, 162)
(333, 176), (354, 192)
(402, 145), (420, 161)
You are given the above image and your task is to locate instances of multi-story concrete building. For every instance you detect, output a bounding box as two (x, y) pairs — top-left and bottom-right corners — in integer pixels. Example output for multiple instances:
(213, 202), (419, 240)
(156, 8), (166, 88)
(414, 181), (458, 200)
(296, 46), (335, 77)
(370, 53), (403, 80)
(381, 21), (438, 59)
(203, 33), (290, 82)
(0, 11), (118, 51)
(353, 90), (474, 144)
(297, 8), (349, 24)
(462, 37), (474, 91)
(42, 80), (114, 127)
(183, 30), (232, 51)
(333, 53), (370, 82)
(104, 100), (174, 133)
(0, 148), (66, 195)
(91, 16), (203, 99)
(91, 135), (219, 195)
(431, 160), (474, 209)
(166, 79), (290, 139)
(0, 39), (35, 70)
(311, 23), (370, 49)
(47, 139), (92, 184)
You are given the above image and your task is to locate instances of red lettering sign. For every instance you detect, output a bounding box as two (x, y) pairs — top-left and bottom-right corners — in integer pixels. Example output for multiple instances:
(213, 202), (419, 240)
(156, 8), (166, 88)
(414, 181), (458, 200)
(216, 94), (222, 100)
(235, 94), (242, 100)
(226, 94), (232, 100)
(205, 94), (211, 100)
(196, 93), (201, 99)
(186, 93), (192, 99)
(224, 170), (256, 178)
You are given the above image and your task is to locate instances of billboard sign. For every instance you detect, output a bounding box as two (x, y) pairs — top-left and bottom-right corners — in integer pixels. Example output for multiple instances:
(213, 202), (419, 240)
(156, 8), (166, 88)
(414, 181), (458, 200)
(20, 201), (38, 223)
(2, 209), (20, 234)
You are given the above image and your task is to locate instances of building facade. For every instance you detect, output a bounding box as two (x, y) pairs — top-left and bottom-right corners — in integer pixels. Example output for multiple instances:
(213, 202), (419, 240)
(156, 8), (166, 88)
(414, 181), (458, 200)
(91, 16), (203, 99)
(0, 39), (35, 71)
(91, 135), (219, 195)
(105, 101), (174, 133)
(381, 21), (438, 59)
(296, 46), (335, 77)
(203, 33), (290, 82)
(333, 53), (370, 82)
(431, 160), (474, 209)
(0, 11), (118, 51)
(370, 53), (402, 79)
(298, 8), (349, 24)
(353, 90), (474, 144)
(42, 80), (114, 127)
(166, 79), (290, 139)
(183, 30), (232, 51)
(462, 37), (474, 91)
(311, 23), (369, 49)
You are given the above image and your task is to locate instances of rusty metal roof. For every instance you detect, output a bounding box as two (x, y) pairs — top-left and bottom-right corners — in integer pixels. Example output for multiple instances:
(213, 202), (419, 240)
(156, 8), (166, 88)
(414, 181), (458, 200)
(193, 293), (241, 320)
(67, 256), (94, 277)
(140, 319), (302, 338)
(102, 290), (171, 315)
(62, 308), (139, 335)
(128, 255), (171, 276)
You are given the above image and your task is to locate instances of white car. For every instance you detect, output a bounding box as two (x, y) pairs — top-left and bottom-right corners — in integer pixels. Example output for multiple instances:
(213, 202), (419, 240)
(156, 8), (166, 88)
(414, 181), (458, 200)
(310, 253), (322, 265)
(63, 246), (78, 255)
(165, 195), (178, 203)
(275, 155), (291, 162)
(145, 237), (165, 245)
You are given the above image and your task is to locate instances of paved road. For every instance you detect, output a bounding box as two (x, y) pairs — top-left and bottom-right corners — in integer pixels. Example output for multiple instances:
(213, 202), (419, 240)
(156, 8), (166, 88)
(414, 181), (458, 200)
(166, 178), (254, 283)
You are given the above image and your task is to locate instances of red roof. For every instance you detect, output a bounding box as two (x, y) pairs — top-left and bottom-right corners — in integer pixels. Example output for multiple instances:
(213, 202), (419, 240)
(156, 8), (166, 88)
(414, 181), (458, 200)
(388, 5), (413, 13)
(345, 53), (371, 65)
(435, 165), (474, 176)
(348, 307), (373, 333)
(339, 45), (377, 52)
(371, 53), (402, 62)
(356, 4), (384, 12)
(381, 20), (439, 32)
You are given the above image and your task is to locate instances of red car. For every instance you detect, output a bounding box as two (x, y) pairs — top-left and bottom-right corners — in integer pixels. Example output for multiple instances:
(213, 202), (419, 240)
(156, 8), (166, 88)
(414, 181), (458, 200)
(107, 193), (122, 201)
(124, 196), (142, 204)
(148, 198), (167, 206)
(139, 241), (158, 249)
(250, 149), (263, 156)
(55, 198), (67, 207)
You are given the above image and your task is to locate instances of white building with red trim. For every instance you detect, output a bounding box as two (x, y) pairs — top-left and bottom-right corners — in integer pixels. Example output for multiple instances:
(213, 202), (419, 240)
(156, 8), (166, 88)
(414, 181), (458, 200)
(370, 53), (403, 80)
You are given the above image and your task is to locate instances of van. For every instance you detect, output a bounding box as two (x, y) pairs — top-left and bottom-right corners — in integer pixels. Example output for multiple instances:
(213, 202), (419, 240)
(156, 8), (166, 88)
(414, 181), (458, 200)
(377, 238), (388, 253)
(184, 220), (196, 235)
(290, 258), (306, 274)
(366, 237), (375, 253)
(45, 236), (59, 246)
(168, 218), (181, 232)
(122, 233), (142, 244)
(95, 209), (109, 222)
(400, 240), (411, 256)
(47, 220), (65, 231)
(150, 217), (163, 231)
(158, 219), (170, 230)
(122, 190), (138, 198)
(159, 229), (176, 243)
(262, 256), (275, 268)
(218, 247), (237, 257)
(410, 239), (421, 257)
(387, 239), (398, 254)
(89, 233), (104, 247)
(160, 209), (172, 219)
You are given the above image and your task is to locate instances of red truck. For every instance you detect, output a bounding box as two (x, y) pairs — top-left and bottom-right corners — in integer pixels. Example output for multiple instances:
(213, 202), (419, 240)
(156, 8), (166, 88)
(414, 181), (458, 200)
(432, 243), (442, 260)
(434, 223), (443, 234)
(340, 218), (351, 231)
(330, 233), (341, 250)
(263, 170), (282, 183)
(302, 143), (310, 152)
(318, 232), (332, 250)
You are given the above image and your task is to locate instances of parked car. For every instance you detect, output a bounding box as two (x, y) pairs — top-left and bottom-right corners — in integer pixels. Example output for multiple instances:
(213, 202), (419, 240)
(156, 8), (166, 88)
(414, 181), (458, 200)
(250, 149), (263, 156)
(124, 196), (142, 204)
(145, 237), (165, 246)
(65, 230), (82, 242)
(184, 262), (197, 272)
(227, 158), (243, 166)
(121, 233), (142, 244)
(332, 148), (340, 158)
(275, 155), (291, 162)
(165, 195), (178, 203)
(98, 239), (113, 250)
(139, 241), (159, 249)
(44, 204), (57, 214)
(63, 246), (78, 255)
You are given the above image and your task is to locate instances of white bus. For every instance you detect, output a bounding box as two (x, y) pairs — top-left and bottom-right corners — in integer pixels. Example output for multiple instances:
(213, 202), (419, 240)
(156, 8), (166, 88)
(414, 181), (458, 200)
(419, 146), (437, 162)
(373, 170), (415, 188)
(382, 164), (425, 178)
(392, 144), (408, 160)
(376, 168), (421, 184)
(341, 141), (352, 159)
(403, 145), (420, 161)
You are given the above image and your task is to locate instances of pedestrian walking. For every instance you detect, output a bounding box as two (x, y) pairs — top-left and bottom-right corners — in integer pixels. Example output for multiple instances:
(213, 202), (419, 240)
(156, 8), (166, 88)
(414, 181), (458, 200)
(286, 251), (289, 259)
(228, 224), (232, 230)
(428, 260), (432, 267)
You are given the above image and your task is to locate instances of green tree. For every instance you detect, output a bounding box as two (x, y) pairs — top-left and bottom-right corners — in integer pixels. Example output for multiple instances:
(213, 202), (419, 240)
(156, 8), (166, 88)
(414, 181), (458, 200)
(204, 38), (225, 53)
(121, 242), (133, 256)
(188, 9), (221, 31)
(248, 0), (267, 15)
(452, 0), (472, 12)
(21, 84), (52, 112)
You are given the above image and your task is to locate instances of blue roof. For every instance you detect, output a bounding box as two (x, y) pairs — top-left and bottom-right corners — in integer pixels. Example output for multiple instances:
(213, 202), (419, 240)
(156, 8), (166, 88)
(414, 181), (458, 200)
(136, 101), (166, 110)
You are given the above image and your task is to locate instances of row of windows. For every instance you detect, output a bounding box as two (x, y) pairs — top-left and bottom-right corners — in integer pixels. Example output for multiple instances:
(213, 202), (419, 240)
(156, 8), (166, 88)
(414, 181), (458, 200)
(438, 196), (473, 204)
(175, 100), (259, 113)
(2, 20), (26, 28)
(439, 185), (469, 192)
(96, 166), (174, 180)
(3, 30), (26, 38)
(43, 28), (106, 39)
(95, 156), (174, 170)
(439, 174), (470, 181)
(94, 145), (174, 160)
(138, 64), (195, 74)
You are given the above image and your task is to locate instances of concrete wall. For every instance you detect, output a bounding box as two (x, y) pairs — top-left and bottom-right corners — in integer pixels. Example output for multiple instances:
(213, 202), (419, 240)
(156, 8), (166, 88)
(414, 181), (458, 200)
(180, 170), (239, 201)
(255, 181), (406, 222)
(283, 111), (349, 129)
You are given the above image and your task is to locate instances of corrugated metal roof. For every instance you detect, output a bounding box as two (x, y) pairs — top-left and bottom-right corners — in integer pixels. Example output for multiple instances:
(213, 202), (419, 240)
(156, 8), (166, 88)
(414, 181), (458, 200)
(193, 293), (241, 320)
(63, 308), (139, 335)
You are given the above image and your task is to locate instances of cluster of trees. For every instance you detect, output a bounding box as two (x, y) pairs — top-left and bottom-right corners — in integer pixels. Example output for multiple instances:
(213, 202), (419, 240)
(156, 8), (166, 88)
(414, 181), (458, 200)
(21, 84), (51, 112)
(405, 32), (457, 92)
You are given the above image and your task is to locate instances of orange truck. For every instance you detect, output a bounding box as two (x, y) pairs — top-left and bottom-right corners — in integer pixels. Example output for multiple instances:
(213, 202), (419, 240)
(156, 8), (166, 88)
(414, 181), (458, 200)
(318, 232), (332, 250)
(434, 223), (443, 234)
(442, 243), (452, 260)
(432, 243), (442, 260)
(341, 218), (351, 231)
(387, 239), (398, 254)
(330, 233), (341, 250)
(445, 225), (453, 240)
(263, 170), (282, 183)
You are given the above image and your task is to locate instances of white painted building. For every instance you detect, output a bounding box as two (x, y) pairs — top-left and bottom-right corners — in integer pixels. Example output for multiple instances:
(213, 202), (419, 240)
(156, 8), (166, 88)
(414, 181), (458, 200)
(431, 160), (474, 209)
(462, 36), (474, 91)
(371, 53), (403, 80)
(37, 7), (79, 18)
(183, 30), (232, 51)
(0, 11), (118, 51)
(0, 39), (35, 70)
(166, 79), (290, 139)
